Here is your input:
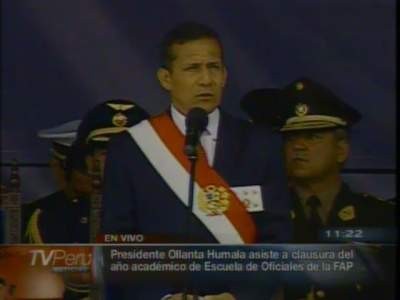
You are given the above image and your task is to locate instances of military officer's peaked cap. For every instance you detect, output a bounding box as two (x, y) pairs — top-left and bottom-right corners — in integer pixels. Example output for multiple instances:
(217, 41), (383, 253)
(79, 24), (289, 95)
(37, 119), (81, 161)
(75, 99), (149, 145)
(241, 78), (362, 131)
(278, 78), (362, 132)
(240, 88), (284, 128)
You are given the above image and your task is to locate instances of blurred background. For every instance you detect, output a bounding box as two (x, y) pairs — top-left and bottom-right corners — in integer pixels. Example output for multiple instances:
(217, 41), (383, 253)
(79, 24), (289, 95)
(1, 0), (395, 202)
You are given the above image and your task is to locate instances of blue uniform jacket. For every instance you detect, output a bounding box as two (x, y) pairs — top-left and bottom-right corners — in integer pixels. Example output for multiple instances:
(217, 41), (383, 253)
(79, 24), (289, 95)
(101, 111), (292, 299)
(22, 190), (90, 243)
(102, 111), (291, 243)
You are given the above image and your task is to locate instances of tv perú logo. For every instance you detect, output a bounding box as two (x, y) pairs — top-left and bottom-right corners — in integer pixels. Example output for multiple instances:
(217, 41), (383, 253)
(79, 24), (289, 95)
(29, 249), (92, 272)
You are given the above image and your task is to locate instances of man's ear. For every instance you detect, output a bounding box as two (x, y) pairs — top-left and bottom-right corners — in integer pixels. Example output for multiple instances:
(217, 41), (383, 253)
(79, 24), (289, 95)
(221, 65), (228, 88)
(157, 68), (172, 91)
(336, 139), (350, 164)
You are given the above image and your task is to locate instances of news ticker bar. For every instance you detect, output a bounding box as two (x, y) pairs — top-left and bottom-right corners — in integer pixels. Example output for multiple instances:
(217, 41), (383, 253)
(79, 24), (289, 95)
(1, 244), (395, 287)
(96, 227), (397, 243)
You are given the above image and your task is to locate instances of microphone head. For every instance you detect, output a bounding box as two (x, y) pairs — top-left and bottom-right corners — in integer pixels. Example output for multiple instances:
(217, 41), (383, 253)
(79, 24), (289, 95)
(185, 107), (209, 132)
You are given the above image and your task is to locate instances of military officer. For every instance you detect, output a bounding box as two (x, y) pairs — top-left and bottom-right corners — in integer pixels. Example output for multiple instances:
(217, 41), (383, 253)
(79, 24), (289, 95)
(241, 78), (395, 238)
(22, 99), (148, 300)
(22, 119), (90, 243)
(37, 119), (82, 189)
(23, 99), (149, 244)
(241, 78), (396, 300)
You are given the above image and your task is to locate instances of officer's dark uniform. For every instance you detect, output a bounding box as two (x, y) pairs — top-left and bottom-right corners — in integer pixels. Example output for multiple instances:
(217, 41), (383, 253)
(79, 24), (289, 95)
(241, 78), (396, 300)
(22, 100), (149, 299)
(23, 190), (90, 243)
(23, 99), (148, 244)
(291, 183), (395, 242)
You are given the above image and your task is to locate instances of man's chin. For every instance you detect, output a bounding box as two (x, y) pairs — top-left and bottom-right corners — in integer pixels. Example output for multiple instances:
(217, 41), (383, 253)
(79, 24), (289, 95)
(289, 170), (314, 179)
(193, 101), (219, 113)
(174, 101), (219, 115)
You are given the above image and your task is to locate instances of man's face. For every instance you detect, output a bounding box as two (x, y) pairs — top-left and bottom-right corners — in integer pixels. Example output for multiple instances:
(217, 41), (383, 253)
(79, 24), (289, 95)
(85, 148), (107, 180)
(70, 169), (92, 197)
(49, 157), (67, 190)
(283, 129), (348, 181)
(157, 38), (227, 115)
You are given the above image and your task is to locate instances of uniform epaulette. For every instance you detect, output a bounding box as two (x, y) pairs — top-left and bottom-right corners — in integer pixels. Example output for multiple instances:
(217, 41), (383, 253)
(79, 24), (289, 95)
(360, 193), (395, 205)
(24, 209), (44, 244)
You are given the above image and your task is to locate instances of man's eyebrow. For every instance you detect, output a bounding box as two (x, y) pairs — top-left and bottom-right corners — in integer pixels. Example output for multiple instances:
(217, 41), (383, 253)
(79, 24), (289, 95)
(183, 62), (201, 66)
(207, 62), (222, 66)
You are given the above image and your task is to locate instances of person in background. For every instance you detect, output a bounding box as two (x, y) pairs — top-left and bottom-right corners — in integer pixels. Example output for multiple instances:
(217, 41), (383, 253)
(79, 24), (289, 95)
(22, 120), (91, 244)
(37, 120), (82, 189)
(22, 99), (148, 300)
(23, 99), (148, 244)
(22, 119), (91, 243)
(241, 77), (395, 300)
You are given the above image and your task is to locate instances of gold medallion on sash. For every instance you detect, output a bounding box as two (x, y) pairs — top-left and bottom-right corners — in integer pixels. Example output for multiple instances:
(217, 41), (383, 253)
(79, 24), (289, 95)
(198, 185), (230, 216)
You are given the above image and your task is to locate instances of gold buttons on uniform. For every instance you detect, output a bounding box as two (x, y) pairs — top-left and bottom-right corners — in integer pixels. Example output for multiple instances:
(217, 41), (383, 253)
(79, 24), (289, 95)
(316, 289), (325, 298)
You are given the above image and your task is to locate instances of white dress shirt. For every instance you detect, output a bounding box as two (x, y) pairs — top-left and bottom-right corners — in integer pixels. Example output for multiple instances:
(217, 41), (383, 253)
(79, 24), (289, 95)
(171, 105), (219, 166)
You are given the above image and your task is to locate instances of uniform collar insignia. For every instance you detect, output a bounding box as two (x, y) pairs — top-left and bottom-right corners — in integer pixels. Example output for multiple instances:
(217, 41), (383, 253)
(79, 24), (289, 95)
(290, 210), (296, 219)
(107, 103), (135, 111)
(338, 205), (355, 221)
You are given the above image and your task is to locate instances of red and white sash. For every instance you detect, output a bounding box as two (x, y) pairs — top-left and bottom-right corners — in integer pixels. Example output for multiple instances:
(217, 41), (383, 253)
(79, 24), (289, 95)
(127, 113), (257, 244)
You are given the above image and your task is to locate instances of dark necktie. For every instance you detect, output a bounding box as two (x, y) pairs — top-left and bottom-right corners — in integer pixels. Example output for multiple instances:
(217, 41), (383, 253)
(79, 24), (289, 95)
(306, 196), (323, 242)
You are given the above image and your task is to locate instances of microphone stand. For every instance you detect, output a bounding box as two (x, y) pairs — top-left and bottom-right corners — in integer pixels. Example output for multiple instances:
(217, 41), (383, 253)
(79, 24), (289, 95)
(183, 151), (199, 300)
(182, 108), (207, 300)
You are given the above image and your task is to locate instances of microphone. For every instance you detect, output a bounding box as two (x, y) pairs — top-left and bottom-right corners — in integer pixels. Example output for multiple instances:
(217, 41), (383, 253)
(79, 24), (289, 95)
(184, 107), (208, 160)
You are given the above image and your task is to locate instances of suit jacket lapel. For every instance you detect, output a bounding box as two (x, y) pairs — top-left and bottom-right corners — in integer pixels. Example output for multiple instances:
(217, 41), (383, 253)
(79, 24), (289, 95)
(213, 111), (244, 182)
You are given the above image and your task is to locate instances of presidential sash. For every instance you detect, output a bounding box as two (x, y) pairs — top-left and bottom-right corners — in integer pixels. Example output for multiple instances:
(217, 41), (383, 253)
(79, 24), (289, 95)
(127, 113), (257, 244)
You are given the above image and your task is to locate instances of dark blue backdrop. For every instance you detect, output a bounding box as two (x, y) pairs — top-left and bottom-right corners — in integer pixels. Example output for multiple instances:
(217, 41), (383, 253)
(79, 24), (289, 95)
(1, 0), (396, 201)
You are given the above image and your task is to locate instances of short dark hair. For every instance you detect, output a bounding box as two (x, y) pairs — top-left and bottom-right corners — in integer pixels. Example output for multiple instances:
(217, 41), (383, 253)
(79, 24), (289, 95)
(159, 22), (223, 69)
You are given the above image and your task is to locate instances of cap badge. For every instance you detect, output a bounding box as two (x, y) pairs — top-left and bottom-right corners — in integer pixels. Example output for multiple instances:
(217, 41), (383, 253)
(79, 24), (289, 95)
(112, 112), (128, 127)
(295, 82), (304, 91)
(107, 103), (135, 111)
(198, 185), (230, 216)
(295, 103), (309, 116)
(338, 205), (355, 221)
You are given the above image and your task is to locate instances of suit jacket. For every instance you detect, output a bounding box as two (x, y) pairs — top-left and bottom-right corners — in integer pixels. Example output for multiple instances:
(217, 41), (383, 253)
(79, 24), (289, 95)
(102, 111), (291, 243)
(101, 111), (292, 299)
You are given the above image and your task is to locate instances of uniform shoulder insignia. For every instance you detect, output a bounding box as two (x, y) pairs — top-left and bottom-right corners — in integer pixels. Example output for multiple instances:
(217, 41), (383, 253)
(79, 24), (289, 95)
(338, 205), (356, 221)
(24, 209), (44, 244)
(361, 192), (380, 199)
(360, 193), (394, 205)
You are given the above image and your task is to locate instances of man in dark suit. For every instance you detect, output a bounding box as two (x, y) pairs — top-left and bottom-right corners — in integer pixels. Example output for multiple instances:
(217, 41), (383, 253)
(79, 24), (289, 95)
(241, 78), (396, 300)
(102, 22), (290, 299)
